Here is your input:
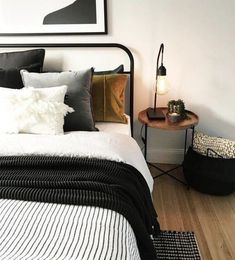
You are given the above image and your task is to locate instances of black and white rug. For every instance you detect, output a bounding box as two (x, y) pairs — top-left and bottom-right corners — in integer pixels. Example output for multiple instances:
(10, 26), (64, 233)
(153, 231), (201, 260)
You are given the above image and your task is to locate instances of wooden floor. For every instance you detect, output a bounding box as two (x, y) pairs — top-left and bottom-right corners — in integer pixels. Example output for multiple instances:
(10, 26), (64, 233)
(151, 164), (235, 260)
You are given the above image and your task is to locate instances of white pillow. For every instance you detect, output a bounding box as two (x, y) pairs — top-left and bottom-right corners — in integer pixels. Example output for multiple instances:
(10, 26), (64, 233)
(0, 86), (74, 135)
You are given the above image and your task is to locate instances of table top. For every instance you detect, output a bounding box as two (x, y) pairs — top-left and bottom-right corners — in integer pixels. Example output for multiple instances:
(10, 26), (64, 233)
(138, 107), (199, 130)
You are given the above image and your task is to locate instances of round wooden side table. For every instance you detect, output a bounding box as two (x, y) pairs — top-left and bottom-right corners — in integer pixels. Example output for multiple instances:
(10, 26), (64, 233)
(138, 107), (199, 186)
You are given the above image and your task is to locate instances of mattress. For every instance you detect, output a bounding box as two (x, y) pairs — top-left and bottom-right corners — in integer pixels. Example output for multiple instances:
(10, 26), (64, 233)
(0, 131), (156, 260)
(95, 115), (131, 136)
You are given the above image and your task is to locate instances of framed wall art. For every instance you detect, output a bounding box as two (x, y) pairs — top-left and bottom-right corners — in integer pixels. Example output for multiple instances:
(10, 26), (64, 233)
(0, 0), (107, 35)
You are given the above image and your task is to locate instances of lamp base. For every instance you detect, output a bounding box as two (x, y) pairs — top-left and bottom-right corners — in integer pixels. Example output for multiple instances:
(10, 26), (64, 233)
(147, 107), (165, 120)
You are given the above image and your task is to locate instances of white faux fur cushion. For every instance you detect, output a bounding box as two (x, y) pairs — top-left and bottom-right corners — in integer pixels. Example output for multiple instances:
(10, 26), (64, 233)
(0, 86), (74, 135)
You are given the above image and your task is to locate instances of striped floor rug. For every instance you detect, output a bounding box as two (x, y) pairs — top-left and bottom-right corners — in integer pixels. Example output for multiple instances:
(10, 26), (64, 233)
(153, 231), (201, 260)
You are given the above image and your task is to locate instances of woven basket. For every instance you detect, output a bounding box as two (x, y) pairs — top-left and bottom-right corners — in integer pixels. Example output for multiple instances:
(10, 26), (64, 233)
(193, 132), (235, 159)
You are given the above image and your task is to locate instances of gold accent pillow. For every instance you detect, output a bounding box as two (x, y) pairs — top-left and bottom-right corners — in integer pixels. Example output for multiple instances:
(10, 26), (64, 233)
(92, 74), (128, 123)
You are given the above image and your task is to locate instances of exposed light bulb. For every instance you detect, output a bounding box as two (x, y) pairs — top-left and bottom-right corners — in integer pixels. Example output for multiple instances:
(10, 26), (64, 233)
(156, 75), (170, 95)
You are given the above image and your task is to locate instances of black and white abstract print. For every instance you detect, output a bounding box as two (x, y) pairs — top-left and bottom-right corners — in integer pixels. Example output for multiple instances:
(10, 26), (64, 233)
(43, 0), (97, 25)
(0, 0), (107, 34)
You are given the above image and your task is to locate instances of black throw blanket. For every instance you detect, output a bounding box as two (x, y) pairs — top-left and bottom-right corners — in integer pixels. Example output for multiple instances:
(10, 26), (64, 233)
(0, 156), (160, 260)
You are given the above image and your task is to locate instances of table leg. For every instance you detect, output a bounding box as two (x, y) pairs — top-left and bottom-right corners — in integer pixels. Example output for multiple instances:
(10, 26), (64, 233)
(191, 126), (195, 149)
(144, 124), (148, 160)
(184, 129), (188, 158)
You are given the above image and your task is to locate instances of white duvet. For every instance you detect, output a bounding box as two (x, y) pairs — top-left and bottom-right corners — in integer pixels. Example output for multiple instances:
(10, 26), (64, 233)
(0, 132), (153, 260)
(0, 131), (153, 191)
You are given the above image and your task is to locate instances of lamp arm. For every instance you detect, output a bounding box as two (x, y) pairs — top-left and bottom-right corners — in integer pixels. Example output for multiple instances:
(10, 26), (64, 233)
(156, 43), (164, 79)
(154, 43), (164, 111)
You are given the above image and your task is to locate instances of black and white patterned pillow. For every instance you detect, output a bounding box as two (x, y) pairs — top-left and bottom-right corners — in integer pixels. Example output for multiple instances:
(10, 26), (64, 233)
(193, 132), (235, 159)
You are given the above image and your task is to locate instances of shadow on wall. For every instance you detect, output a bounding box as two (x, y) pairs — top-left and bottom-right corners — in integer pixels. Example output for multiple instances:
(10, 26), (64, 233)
(190, 104), (235, 141)
(43, 56), (64, 71)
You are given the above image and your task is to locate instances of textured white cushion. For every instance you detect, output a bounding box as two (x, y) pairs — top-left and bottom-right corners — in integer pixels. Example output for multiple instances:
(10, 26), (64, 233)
(193, 132), (235, 158)
(0, 86), (74, 135)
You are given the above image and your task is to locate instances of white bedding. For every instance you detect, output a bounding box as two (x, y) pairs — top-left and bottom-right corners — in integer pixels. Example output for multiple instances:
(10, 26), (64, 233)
(0, 131), (153, 260)
(0, 131), (153, 191)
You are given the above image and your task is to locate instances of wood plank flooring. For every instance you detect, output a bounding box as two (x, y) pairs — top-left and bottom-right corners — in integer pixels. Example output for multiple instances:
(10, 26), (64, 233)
(151, 164), (235, 260)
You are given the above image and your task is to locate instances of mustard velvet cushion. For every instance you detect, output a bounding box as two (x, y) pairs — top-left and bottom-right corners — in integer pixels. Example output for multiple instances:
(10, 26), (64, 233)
(92, 74), (128, 123)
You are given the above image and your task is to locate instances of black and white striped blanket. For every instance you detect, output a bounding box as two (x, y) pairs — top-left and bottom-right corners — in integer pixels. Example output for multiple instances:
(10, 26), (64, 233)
(0, 156), (159, 260)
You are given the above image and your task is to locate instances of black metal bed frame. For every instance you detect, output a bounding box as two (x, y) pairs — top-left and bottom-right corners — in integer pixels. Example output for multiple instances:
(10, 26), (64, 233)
(0, 43), (134, 135)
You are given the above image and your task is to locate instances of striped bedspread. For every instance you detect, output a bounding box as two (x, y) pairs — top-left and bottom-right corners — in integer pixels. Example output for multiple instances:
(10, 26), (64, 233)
(0, 155), (159, 260)
(0, 200), (140, 260)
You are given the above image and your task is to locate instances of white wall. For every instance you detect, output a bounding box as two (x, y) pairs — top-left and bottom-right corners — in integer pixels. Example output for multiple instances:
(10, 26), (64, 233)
(1, 0), (235, 163)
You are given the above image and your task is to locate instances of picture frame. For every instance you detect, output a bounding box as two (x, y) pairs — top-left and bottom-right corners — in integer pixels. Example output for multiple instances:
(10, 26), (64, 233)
(0, 0), (107, 35)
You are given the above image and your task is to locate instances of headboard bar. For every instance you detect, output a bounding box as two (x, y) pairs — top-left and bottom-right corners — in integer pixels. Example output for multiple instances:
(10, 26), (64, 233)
(0, 43), (134, 136)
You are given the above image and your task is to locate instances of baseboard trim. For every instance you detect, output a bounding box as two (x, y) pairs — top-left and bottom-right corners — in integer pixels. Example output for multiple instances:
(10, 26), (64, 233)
(146, 148), (184, 164)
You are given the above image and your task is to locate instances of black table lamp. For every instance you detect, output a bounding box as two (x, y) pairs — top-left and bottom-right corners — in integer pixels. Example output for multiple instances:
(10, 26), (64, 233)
(147, 43), (170, 120)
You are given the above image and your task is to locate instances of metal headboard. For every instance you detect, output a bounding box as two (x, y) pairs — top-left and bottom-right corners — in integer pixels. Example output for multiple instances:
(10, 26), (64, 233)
(0, 43), (134, 136)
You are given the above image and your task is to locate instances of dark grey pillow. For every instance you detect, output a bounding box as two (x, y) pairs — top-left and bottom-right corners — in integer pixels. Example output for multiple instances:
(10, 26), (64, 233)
(0, 49), (45, 70)
(94, 65), (124, 75)
(21, 68), (96, 132)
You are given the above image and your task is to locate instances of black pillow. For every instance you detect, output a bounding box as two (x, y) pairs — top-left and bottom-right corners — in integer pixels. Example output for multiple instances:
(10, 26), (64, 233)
(0, 63), (43, 89)
(94, 65), (124, 75)
(0, 49), (45, 70)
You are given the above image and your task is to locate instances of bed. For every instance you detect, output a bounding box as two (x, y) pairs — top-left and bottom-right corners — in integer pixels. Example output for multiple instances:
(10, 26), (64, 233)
(0, 43), (160, 260)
